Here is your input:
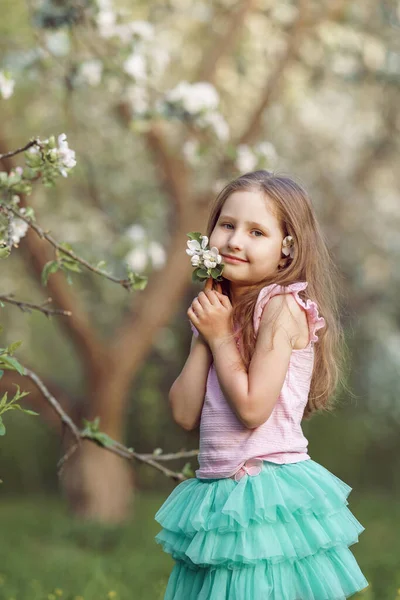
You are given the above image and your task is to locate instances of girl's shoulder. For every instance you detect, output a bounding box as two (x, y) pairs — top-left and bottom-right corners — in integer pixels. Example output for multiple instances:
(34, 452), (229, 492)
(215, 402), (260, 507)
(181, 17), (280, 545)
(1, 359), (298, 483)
(253, 281), (326, 344)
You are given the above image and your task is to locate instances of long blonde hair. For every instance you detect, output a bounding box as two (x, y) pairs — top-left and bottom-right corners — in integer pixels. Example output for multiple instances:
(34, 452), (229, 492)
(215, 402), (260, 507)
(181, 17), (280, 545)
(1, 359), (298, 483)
(206, 170), (349, 420)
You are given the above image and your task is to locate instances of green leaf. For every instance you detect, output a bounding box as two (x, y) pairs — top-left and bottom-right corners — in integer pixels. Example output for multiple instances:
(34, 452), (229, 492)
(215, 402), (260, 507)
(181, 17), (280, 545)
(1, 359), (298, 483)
(196, 268), (209, 279)
(0, 246), (11, 259)
(128, 273), (148, 290)
(10, 405), (38, 416)
(0, 391), (8, 410)
(61, 260), (82, 273)
(58, 242), (75, 253)
(181, 462), (195, 478)
(41, 260), (60, 285)
(0, 416), (5, 436)
(0, 354), (25, 375)
(0, 370), (3, 378)
(187, 232), (203, 242)
(7, 341), (22, 355)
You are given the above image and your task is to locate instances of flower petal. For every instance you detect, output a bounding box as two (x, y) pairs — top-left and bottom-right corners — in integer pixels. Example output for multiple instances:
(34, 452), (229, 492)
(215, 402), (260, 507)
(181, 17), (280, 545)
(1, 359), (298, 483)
(201, 236), (208, 249)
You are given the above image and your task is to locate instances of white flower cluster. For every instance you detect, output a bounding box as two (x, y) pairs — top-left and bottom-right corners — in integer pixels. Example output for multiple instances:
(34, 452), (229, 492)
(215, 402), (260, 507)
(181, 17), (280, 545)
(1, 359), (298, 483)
(186, 236), (222, 269)
(124, 224), (166, 273)
(57, 134), (77, 177)
(165, 81), (219, 114)
(28, 133), (77, 178)
(0, 207), (29, 249)
(79, 59), (103, 87)
(236, 141), (278, 173)
(162, 81), (229, 141)
(0, 71), (15, 100)
(9, 211), (29, 246)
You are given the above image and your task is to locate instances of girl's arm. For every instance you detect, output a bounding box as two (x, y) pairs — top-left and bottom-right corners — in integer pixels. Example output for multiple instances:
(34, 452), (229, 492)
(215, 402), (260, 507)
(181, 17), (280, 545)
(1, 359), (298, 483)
(168, 333), (212, 431)
(208, 294), (302, 429)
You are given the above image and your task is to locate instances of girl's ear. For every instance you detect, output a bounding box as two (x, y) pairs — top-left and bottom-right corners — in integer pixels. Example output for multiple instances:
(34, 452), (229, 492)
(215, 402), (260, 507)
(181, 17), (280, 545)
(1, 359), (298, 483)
(278, 257), (289, 270)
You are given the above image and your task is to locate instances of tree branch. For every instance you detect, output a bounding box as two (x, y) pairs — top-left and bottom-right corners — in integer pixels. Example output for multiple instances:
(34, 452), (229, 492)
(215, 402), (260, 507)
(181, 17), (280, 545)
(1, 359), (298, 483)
(197, 0), (256, 84)
(0, 135), (105, 376)
(238, 0), (310, 146)
(0, 293), (72, 317)
(20, 365), (197, 483)
(7, 205), (135, 291)
(0, 139), (39, 160)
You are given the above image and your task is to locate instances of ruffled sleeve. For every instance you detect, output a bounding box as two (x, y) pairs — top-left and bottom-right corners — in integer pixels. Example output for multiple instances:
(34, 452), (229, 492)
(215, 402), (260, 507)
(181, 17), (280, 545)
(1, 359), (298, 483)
(253, 281), (326, 344)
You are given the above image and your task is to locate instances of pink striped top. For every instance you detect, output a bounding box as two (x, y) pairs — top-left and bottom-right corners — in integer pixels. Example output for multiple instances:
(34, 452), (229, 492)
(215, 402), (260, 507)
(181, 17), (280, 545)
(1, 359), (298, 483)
(190, 281), (326, 480)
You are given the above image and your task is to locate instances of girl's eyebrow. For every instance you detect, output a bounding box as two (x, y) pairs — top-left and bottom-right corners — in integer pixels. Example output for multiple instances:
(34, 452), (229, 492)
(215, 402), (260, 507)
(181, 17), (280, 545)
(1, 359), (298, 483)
(218, 215), (270, 232)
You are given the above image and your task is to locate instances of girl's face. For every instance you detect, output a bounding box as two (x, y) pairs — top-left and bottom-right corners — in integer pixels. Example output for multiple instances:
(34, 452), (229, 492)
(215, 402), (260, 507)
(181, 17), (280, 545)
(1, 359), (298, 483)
(209, 189), (285, 295)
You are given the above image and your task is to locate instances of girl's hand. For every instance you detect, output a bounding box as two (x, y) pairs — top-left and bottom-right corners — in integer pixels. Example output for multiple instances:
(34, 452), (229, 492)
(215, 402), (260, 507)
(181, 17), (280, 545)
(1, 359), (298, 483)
(187, 278), (233, 344)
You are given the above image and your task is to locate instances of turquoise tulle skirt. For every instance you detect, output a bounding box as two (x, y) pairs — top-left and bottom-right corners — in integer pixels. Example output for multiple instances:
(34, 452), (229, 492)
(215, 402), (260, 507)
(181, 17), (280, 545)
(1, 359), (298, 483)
(154, 459), (369, 599)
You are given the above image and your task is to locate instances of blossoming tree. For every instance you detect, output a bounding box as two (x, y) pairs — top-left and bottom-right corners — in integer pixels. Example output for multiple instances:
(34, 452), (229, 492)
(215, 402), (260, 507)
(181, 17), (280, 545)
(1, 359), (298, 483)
(0, 0), (398, 521)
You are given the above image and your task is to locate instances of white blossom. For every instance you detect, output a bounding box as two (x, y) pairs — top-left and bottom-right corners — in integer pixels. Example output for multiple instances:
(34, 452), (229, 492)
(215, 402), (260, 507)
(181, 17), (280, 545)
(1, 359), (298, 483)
(96, 9), (117, 38)
(257, 141), (278, 166)
(9, 218), (29, 245)
(123, 53), (147, 81)
(183, 139), (200, 164)
(186, 237), (223, 273)
(363, 37), (386, 71)
(129, 20), (154, 41)
(198, 111), (229, 141)
(127, 84), (149, 115)
(236, 145), (257, 172)
(331, 53), (359, 77)
(270, 3), (298, 25)
(44, 30), (71, 56)
(79, 59), (103, 86)
(125, 247), (148, 272)
(203, 247), (222, 269)
(191, 254), (201, 267)
(148, 241), (166, 269)
(57, 133), (77, 177)
(165, 81), (219, 115)
(126, 224), (147, 242)
(0, 71), (15, 99)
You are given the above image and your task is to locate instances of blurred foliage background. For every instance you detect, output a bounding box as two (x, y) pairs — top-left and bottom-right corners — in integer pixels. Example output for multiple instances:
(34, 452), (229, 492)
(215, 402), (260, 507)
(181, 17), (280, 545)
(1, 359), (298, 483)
(0, 0), (399, 598)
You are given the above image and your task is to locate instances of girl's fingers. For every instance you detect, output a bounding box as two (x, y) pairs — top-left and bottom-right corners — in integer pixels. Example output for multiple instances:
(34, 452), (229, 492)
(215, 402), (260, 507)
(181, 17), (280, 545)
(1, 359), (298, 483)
(204, 277), (213, 291)
(216, 291), (231, 307)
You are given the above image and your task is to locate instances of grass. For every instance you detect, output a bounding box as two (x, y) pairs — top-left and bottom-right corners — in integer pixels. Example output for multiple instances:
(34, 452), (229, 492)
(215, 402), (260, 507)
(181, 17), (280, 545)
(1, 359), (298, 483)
(0, 489), (399, 599)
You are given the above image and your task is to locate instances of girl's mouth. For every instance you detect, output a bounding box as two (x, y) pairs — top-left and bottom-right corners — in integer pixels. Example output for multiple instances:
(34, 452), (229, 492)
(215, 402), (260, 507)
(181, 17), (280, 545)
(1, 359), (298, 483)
(221, 254), (248, 264)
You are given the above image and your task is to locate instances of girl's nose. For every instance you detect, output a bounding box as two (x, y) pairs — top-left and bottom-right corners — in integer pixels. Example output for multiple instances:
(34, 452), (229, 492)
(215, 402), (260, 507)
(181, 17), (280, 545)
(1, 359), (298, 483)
(227, 230), (244, 250)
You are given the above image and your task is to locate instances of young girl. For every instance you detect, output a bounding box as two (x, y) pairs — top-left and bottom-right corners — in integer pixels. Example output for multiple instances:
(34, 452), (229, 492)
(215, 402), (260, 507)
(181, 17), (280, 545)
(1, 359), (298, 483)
(155, 170), (369, 599)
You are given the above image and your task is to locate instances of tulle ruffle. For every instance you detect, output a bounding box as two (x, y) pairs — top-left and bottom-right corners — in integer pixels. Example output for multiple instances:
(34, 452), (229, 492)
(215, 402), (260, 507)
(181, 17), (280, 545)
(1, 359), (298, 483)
(155, 459), (369, 599)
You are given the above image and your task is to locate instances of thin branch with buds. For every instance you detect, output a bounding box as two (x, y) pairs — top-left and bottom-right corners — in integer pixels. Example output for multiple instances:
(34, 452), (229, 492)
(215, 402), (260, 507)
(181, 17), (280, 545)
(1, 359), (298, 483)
(23, 366), (197, 482)
(7, 205), (135, 291)
(0, 294), (72, 317)
(0, 139), (40, 160)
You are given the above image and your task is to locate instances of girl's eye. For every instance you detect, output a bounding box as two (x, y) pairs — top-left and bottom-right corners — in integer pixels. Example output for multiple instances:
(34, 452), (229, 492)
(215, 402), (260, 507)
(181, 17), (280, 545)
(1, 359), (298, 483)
(220, 223), (263, 236)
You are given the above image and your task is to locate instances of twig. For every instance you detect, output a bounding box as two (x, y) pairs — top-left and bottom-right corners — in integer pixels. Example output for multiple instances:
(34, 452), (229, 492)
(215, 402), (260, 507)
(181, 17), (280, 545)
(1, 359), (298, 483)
(21, 366), (196, 482)
(0, 294), (72, 317)
(24, 367), (81, 441)
(0, 139), (40, 160)
(7, 205), (135, 291)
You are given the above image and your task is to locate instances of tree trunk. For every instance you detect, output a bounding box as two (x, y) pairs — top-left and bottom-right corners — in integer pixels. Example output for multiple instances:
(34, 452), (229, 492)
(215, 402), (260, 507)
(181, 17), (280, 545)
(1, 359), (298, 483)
(61, 441), (134, 523)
